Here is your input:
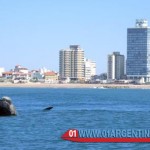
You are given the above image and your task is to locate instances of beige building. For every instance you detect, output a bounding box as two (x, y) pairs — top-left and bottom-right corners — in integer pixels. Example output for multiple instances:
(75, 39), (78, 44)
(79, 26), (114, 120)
(44, 71), (58, 83)
(59, 45), (85, 81)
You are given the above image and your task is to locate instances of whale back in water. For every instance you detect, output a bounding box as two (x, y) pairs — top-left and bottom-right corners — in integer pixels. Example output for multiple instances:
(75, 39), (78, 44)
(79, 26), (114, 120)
(0, 96), (17, 116)
(43, 106), (53, 111)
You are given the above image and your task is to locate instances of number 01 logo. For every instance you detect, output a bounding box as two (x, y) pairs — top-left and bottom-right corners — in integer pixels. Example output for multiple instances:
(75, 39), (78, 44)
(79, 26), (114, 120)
(69, 130), (77, 137)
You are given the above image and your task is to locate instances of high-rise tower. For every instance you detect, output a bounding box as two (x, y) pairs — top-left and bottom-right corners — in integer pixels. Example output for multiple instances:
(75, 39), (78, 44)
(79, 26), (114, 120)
(59, 45), (85, 81)
(126, 19), (150, 82)
(107, 52), (125, 80)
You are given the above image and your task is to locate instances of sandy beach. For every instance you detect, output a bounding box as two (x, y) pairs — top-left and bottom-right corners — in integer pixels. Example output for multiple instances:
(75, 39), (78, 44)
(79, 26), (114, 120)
(0, 82), (149, 89)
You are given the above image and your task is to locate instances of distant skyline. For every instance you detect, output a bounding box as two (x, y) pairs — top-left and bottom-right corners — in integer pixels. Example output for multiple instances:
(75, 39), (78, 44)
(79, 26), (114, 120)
(0, 0), (150, 74)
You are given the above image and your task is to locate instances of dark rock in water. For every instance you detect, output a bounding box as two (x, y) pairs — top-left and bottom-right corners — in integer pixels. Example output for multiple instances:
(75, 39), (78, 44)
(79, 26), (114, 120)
(0, 96), (17, 116)
(43, 106), (53, 111)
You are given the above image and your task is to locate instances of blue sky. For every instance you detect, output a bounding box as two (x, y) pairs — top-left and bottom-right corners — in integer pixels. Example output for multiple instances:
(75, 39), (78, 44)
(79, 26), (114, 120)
(0, 0), (150, 74)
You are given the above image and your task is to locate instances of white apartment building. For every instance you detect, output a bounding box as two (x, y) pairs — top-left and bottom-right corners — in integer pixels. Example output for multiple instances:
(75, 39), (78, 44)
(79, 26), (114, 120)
(84, 59), (96, 81)
(107, 52), (124, 80)
(14, 65), (29, 74)
(59, 45), (85, 81)
(0, 67), (5, 77)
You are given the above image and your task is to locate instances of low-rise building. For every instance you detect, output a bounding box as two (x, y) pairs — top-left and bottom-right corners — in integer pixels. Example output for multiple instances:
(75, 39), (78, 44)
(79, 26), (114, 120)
(44, 71), (58, 83)
(2, 72), (13, 79)
(31, 70), (44, 81)
(14, 65), (29, 74)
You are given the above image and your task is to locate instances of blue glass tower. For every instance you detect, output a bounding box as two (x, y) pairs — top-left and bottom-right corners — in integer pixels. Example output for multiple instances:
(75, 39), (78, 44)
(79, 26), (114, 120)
(127, 19), (150, 82)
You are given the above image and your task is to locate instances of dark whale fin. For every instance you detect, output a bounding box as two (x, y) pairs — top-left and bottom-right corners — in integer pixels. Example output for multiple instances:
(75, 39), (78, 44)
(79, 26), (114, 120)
(43, 106), (53, 111)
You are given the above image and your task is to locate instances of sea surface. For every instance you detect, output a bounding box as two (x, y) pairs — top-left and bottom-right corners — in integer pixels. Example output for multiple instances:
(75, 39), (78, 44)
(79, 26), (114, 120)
(0, 88), (150, 150)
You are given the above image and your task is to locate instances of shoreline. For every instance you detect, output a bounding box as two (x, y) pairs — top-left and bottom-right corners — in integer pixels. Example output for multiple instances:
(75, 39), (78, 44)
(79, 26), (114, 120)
(0, 82), (150, 89)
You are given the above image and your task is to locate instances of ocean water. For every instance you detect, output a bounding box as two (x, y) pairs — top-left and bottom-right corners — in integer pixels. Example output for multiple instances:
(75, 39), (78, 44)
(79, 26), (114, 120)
(0, 88), (150, 150)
